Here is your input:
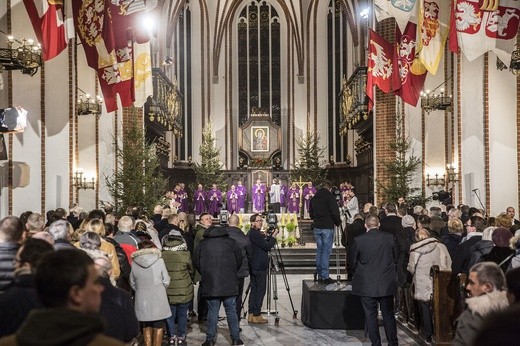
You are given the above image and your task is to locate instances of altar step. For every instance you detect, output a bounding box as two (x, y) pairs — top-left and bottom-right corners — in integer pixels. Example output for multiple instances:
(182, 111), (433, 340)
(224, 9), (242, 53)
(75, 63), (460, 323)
(275, 247), (347, 275)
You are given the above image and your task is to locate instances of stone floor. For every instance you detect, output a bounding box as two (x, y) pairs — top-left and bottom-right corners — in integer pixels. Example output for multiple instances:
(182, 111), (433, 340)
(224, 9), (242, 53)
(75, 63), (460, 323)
(169, 273), (423, 346)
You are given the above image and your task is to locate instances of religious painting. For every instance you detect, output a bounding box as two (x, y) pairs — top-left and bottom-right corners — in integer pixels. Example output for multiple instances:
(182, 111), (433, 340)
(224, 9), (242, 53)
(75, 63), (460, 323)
(251, 126), (269, 152)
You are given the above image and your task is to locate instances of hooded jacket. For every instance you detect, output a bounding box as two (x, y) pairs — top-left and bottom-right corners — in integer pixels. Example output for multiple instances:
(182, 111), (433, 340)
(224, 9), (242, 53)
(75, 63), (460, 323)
(130, 248), (171, 321)
(408, 237), (452, 301)
(193, 226), (243, 298)
(162, 236), (194, 305)
(468, 240), (494, 269)
(453, 290), (509, 346)
(0, 308), (123, 346)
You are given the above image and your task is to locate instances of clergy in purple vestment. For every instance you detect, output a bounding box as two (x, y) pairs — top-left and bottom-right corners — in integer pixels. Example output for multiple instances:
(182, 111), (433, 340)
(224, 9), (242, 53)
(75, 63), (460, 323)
(251, 179), (266, 213)
(194, 184), (207, 215)
(303, 182), (317, 219)
(286, 182), (300, 214)
(226, 185), (239, 214)
(207, 184), (222, 217)
(280, 182), (288, 213)
(236, 180), (247, 213)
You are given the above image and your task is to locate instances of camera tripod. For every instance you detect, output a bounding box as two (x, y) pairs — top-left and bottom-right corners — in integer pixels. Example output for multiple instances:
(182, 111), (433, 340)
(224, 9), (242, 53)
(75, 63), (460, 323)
(242, 240), (298, 326)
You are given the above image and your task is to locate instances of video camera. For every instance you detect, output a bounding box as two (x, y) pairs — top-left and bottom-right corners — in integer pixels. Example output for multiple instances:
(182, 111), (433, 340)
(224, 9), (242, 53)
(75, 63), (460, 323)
(219, 209), (229, 226)
(264, 211), (278, 236)
(331, 186), (342, 203)
(432, 189), (452, 206)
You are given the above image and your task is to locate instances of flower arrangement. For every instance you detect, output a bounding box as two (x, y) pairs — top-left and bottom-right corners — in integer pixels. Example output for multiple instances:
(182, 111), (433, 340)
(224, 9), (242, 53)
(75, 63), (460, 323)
(287, 236), (297, 247)
(285, 222), (296, 233)
(250, 156), (271, 167)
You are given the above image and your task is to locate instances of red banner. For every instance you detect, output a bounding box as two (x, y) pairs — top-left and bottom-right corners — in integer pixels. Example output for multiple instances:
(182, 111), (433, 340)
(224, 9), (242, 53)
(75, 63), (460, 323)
(367, 29), (394, 111)
(394, 22), (427, 106)
(23, 0), (68, 61)
(73, 1), (151, 112)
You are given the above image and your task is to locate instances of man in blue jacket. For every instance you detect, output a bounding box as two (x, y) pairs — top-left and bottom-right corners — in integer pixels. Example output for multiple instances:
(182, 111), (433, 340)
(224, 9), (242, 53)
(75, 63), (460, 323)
(309, 180), (341, 284)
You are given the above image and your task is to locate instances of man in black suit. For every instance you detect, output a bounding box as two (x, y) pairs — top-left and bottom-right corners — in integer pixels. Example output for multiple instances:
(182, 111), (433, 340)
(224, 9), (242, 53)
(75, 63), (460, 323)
(379, 202), (402, 237)
(349, 214), (398, 346)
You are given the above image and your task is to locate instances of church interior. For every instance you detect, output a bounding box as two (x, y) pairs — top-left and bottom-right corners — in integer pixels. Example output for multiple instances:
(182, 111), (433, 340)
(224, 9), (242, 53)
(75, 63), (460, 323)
(1, 0), (520, 345)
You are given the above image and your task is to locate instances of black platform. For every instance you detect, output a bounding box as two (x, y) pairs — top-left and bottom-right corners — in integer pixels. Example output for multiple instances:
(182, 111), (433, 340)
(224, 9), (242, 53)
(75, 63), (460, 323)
(301, 280), (365, 330)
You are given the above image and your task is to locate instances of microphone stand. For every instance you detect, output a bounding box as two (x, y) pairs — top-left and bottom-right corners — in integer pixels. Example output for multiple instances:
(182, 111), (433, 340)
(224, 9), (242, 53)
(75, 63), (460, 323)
(473, 189), (487, 218)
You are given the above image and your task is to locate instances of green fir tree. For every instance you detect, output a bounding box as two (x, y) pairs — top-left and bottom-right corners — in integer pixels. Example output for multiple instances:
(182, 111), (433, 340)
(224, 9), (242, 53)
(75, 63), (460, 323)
(378, 105), (422, 203)
(291, 130), (328, 184)
(194, 122), (226, 190)
(105, 119), (167, 214)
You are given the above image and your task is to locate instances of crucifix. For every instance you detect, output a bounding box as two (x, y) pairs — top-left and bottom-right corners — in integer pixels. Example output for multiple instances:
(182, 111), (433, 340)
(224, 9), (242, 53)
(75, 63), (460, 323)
(293, 176), (310, 218)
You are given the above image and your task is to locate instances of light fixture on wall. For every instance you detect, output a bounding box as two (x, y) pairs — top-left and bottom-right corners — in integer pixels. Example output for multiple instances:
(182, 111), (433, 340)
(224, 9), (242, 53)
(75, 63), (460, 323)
(77, 90), (103, 116)
(420, 87), (452, 114)
(0, 34), (42, 76)
(426, 173), (445, 187)
(446, 163), (459, 184)
(510, 45), (520, 75)
(73, 170), (95, 190)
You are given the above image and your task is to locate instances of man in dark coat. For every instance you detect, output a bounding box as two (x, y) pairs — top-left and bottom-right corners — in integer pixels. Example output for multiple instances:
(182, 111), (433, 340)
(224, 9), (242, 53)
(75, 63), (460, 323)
(452, 216), (486, 276)
(345, 213), (365, 280)
(247, 213), (278, 324)
(349, 214), (398, 346)
(309, 180), (341, 284)
(0, 216), (23, 292)
(379, 202), (402, 237)
(226, 214), (253, 323)
(0, 238), (54, 337)
(194, 226), (244, 346)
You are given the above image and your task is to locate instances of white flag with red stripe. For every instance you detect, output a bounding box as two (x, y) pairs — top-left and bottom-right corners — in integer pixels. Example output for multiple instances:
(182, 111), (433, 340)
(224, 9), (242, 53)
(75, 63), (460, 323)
(23, 0), (73, 61)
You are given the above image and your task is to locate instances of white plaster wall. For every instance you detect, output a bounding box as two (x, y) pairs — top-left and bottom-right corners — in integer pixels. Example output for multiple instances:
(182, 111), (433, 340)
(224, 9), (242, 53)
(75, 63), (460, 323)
(460, 55), (485, 208)
(404, 103), (423, 195)
(488, 54), (518, 216)
(44, 50), (70, 212)
(10, 1), (43, 216)
(189, 3), (203, 164)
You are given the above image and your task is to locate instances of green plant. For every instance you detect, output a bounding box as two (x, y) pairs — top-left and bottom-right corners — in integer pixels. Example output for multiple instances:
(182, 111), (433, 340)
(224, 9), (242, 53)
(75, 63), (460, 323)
(285, 222), (296, 232)
(378, 104), (421, 202)
(291, 130), (328, 184)
(287, 236), (297, 246)
(105, 115), (167, 214)
(243, 223), (251, 233)
(193, 122), (226, 191)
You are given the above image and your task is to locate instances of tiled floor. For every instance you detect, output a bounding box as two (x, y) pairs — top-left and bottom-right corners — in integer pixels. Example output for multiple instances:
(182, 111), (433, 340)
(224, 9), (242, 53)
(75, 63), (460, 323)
(176, 273), (422, 345)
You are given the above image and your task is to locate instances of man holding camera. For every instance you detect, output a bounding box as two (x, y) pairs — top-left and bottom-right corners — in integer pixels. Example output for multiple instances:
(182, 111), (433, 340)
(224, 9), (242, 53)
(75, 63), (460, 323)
(247, 213), (279, 324)
(309, 180), (341, 284)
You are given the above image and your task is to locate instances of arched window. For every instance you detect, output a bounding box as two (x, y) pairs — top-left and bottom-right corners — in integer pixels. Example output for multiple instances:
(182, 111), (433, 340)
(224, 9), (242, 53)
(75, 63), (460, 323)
(237, 1), (281, 126)
(327, 0), (349, 162)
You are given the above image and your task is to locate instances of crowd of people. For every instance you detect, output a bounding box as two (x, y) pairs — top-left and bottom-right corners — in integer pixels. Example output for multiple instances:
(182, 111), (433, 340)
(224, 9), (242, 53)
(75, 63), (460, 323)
(0, 201), (283, 345)
(345, 199), (520, 345)
(2, 187), (519, 345)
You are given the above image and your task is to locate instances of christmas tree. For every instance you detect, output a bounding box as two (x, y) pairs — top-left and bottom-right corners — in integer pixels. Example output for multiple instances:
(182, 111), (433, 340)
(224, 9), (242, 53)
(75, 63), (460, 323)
(291, 130), (328, 184)
(194, 122), (226, 191)
(105, 117), (167, 214)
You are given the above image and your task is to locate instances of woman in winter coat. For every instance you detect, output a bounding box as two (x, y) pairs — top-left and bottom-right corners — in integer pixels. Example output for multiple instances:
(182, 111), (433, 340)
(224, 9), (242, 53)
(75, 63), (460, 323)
(468, 226), (496, 269)
(483, 227), (514, 271)
(408, 228), (452, 342)
(162, 234), (194, 345)
(130, 240), (171, 346)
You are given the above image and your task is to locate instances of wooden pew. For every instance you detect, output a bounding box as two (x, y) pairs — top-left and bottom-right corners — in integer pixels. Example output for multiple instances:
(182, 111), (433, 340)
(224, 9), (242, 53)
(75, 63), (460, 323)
(430, 267), (469, 344)
(430, 265), (458, 344)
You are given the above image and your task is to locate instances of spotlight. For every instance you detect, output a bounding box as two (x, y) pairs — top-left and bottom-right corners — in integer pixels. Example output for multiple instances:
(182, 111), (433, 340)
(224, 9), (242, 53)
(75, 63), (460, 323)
(164, 57), (173, 65)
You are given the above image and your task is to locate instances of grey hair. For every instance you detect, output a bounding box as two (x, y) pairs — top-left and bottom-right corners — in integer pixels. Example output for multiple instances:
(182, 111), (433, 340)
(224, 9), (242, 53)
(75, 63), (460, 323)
(47, 220), (70, 240)
(118, 216), (134, 232)
(26, 213), (45, 233)
(79, 231), (101, 250)
(470, 261), (506, 291)
(83, 249), (112, 278)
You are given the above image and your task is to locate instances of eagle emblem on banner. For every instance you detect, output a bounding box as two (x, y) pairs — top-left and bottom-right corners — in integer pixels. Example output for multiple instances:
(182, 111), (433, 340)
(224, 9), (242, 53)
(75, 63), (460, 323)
(391, 0), (417, 12)
(369, 41), (393, 79)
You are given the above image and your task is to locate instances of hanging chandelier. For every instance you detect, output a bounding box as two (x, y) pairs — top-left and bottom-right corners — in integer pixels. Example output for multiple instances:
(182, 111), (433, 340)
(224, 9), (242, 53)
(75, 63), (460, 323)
(0, 35), (42, 76)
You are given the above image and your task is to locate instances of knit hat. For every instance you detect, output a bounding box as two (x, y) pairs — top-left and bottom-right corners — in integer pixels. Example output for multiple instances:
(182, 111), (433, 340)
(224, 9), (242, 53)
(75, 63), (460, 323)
(492, 227), (513, 248)
(402, 215), (415, 228)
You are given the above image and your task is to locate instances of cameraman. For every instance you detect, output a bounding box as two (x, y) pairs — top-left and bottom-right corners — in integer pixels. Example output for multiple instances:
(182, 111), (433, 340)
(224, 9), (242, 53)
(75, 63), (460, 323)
(247, 213), (279, 324)
(309, 180), (341, 284)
